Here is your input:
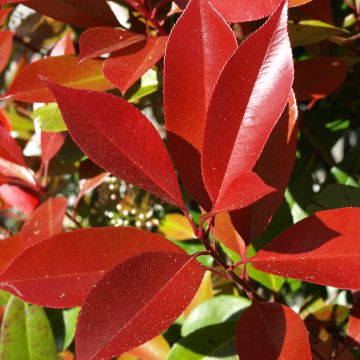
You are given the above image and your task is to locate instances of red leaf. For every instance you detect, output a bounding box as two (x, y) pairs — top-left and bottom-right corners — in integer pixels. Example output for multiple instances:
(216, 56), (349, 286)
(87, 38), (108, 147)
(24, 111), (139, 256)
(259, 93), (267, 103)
(164, 0), (237, 210)
(76, 252), (204, 360)
(0, 9), (12, 26)
(50, 31), (75, 57)
(250, 208), (360, 289)
(236, 302), (311, 360)
(230, 92), (298, 244)
(0, 108), (11, 131)
(0, 227), (185, 307)
(0, 31), (13, 75)
(41, 131), (65, 163)
(294, 57), (348, 101)
(0, 185), (39, 215)
(19, 197), (67, 247)
(202, 0), (294, 213)
(24, 0), (119, 28)
(0, 126), (26, 167)
(0, 0), (26, 3)
(347, 296), (360, 347)
(0, 159), (36, 188)
(3, 55), (113, 103)
(103, 36), (167, 95)
(0, 235), (23, 273)
(79, 27), (146, 63)
(47, 82), (184, 207)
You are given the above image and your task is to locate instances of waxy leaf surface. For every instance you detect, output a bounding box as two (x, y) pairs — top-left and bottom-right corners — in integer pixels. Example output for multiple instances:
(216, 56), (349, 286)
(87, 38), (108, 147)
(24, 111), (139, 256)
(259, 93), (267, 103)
(230, 93), (298, 244)
(202, 0), (294, 213)
(4, 56), (112, 103)
(251, 208), (360, 289)
(48, 82), (184, 207)
(24, 0), (119, 28)
(79, 27), (145, 62)
(236, 302), (311, 360)
(19, 196), (67, 247)
(164, 0), (237, 209)
(0, 227), (184, 307)
(76, 251), (204, 360)
(104, 36), (167, 95)
(0, 31), (13, 74)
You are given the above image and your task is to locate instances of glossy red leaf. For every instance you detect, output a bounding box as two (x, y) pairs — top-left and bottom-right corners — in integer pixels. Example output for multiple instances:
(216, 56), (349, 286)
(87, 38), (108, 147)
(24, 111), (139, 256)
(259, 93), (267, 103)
(3, 55), (113, 103)
(176, 0), (311, 22)
(0, 109), (11, 131)
(41, 131), (65, 163)
(251, 208), (360, 289)
(0, 185), (39, 215)
(0, 31), (13, 75)
(0, 9), (12, 26)
(294, 57), (348, 101)
(236, 302), (311, 360)
(164, 0), (237, 210)
(0, 235), (23, 273)
(19, 197), (67, 247)
(24, 0), (119, 28)
(50, 31), (75, 57)
(347, 296), (360, 347)
(0, 126), (26, 167)
(202, 0), (294, 213)
(230, 92), (298, 244)
(0, 0), (26, 3)
(103, 36), (167, 95)
(79, 27), (145, 63)
(0, 227), (185, 307)
(47, 82), (184, 207)
(76, 252), (204, 360)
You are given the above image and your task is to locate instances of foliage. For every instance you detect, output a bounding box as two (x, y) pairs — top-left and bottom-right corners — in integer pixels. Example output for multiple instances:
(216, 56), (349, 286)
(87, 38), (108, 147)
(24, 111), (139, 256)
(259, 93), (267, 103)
(0, 0), (359, 359)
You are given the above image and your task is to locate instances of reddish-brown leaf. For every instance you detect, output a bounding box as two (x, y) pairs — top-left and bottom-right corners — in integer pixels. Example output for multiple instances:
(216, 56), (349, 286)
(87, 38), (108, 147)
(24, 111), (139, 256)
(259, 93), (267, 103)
(164, 0), (237, 210)
(294, 57), (348, 101)
(50, 31), (75, 57)
(0, 227), (185, 307)
(103, 36), (167, 95)
(0, 0), (27, 3)
(0, 126), (26, 167)
(19, 197), (67, 247)
(24, 0), (119, 28)
(230, 92), (298, 244)
(236, 302), (312, 360)
(76, 252), (204, 360)
(251, 208), (360, 289)
(202, 0), (294, 213)
(0, 31), (13, 75)
(47, 82), (184, 207)
(41, 131), (65, 163)
(0, 9), (12, 26)
(0, 185), (39, 215)
(347, 296), (360, 347)
(79, 27), (146, 63)
(3, 55), (113, 103)
(0, 235), (23, 273)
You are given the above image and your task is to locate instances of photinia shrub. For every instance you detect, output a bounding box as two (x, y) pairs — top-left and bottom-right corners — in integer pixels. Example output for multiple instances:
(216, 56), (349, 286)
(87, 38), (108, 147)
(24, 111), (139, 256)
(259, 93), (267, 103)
(0, 0), (360, 359)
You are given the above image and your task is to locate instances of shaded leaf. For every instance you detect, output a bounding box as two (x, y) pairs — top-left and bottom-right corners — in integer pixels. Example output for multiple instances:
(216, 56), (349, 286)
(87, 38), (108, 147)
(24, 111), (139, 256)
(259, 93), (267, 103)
(347, 296), (360, 347)
(236, 302), (311, 360)
(48, 82), (184, 207)
(202, 0), (293, 213)
(0, 227), (185, 307)
(63, 307), (80, 350)
(79, 27), (145, 62)
(251, 208), (360, 289)
(104, 36), (167, 95)
(0, 126), (26, 167)
(164, 0), (237, 209)
(4, 56), (113, 103)
(76, 252), (204, 360)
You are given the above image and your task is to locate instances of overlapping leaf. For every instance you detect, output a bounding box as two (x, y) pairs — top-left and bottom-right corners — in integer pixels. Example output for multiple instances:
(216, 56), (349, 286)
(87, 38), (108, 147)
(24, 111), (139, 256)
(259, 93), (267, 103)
(76, 251), (204, 360)
(47, 82), (184, 207)
(41, 131), (65, 162)
(0, 31), (12, 74)
(0, 227), (185, 307)
(164, 0), (237, 209)
(202, 0), (294, 214)
(251, 208), (360, 289)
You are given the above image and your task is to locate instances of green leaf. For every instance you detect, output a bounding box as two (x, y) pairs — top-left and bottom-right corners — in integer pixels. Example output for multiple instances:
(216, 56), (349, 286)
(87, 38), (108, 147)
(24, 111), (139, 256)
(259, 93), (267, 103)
(0, 290), (10, 306)
(181, 295), (250, 337)
(0, 296), (57, 360)
(289, 20), (348, 47)
(330, 167), (359, 187)
(62, 307), (80, 350)
(33, 103), (67, 132)
(159, 214), (196, 241)
(127, 69), (159, 102)
(168, 322), (238, 360)
(173, 240), (213, 267)
(308, 184), (360, 214)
